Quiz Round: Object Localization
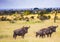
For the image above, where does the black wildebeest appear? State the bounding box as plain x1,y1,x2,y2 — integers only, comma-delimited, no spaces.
13,26,30,39
35,25,58,38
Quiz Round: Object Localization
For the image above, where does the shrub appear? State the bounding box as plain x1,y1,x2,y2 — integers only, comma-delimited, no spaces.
1,16,7,21
30,16,34,19
37,15,50,21
47,15,51,19
24,17,29,21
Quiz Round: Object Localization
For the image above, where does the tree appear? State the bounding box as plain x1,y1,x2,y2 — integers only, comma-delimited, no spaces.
23,10,30,15
54,10,58,23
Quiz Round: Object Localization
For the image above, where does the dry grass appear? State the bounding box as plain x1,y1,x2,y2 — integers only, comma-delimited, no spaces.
0,14,60,42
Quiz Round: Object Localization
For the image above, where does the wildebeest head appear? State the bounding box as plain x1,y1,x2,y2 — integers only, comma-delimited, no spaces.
23,26,30,33
24,26,30,29
52,25,58,32
48,25,58,32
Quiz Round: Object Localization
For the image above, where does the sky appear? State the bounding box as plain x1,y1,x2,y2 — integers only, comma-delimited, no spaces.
0,0,60,9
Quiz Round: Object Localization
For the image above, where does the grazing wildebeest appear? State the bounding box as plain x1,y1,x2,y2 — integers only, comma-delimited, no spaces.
35,25,58,38
13,26,30,39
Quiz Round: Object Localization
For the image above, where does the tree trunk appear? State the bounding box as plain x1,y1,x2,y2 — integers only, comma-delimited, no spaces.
54,11,57,23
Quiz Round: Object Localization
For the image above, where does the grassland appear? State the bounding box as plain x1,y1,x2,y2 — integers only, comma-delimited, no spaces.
0,14,60,42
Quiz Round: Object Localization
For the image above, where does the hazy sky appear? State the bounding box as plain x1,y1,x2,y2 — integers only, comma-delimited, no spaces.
0,0,60,9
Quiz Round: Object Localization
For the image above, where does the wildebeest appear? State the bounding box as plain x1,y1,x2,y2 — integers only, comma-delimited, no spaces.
13,26,30,39
36,28,47,38
46,25,58,37
36,25,58,38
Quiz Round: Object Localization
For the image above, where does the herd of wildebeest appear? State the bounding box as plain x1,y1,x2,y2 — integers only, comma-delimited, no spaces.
13,25,58,39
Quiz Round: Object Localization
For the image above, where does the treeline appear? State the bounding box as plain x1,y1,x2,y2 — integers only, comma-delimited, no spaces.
0,8,60,15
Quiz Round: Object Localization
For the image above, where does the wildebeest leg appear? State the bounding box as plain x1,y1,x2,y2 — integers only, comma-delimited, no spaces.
39,35,41,38
50,33,52,37
46,34,49,37
43,34,45,38
13,34,17,39
21,34,25,39
36,32,39,38
36,34,39,38
41,35,44,38
41,34,45,38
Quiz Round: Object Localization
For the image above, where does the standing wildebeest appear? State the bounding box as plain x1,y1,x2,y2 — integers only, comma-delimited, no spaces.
35,25,58,38
36,28,47,38
46,25,58,37
13,26,30,39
